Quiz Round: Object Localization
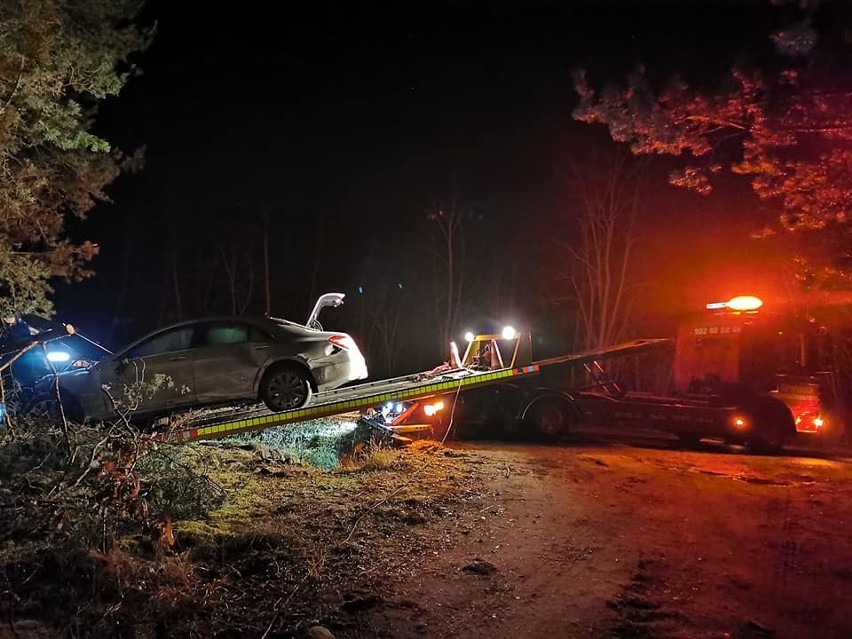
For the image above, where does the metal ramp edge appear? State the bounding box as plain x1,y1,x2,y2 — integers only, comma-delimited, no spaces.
533,338,673,369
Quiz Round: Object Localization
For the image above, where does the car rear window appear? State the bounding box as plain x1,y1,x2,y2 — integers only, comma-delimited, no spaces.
206,325,248,345
203,324,271,346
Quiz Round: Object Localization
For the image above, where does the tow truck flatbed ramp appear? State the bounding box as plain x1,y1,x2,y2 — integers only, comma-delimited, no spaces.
169,365,541,442
167,338,672,443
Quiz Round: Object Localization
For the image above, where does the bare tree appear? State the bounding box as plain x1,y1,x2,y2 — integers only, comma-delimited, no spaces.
365,282,407,375
261,209,271,318
169,245,184,323
552,149,645,350
482,259,520,322
218,240,256,315
188,249,216,317
110,234,134,344
429,199,467,350
352,256,408,377
307,213,325,308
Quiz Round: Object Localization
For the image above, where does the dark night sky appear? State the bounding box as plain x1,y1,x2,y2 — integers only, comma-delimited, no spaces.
53,0,816,365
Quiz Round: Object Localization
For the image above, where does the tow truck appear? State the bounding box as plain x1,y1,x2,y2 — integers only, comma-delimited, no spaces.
410,295,842,452
64,294,837,454
165,329,671,444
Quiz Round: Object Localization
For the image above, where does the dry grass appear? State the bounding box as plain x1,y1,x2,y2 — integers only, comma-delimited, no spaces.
0,423,488,637
358,446,400,471
407,439,447,454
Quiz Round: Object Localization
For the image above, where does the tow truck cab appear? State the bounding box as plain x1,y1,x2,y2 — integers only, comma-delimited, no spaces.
675,296,840,438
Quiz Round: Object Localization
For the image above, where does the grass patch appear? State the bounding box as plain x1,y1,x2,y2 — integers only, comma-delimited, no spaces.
1,415,485,636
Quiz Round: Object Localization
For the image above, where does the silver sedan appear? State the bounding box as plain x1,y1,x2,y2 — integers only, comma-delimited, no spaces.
58,294,368,421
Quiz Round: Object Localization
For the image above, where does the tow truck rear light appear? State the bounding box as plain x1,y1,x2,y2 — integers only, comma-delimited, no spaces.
329,334,357,351
796,413,825,432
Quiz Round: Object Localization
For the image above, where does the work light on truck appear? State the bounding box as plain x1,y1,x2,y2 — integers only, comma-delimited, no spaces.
424,400,445,417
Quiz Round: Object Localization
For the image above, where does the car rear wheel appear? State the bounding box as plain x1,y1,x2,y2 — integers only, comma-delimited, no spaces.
260,364,313,412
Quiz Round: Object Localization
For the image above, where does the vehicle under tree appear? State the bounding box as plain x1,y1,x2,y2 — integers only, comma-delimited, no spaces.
421,296,838,453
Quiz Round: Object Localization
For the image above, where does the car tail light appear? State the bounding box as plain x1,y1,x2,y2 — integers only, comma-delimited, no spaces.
329,334,358,351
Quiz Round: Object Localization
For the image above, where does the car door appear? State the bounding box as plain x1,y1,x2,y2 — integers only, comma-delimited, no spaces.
192,321,272,404
102,325,198,414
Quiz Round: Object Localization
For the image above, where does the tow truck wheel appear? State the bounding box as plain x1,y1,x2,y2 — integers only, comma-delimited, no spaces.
676,433,703,449
748,428,785,455
748,425,787,455
527,398,571,441
260,364,313,412
746,397,794,455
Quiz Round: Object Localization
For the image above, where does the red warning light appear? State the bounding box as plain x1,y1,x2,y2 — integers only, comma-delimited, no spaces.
726,296,763,312
706,296,764,312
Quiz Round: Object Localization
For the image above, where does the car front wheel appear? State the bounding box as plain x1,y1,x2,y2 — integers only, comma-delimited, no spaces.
23,395,62,421
260,365,313,412
24,392,84,423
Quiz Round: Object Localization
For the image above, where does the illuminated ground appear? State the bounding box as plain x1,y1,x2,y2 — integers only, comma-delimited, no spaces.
4,427,851,638
354,435,852,639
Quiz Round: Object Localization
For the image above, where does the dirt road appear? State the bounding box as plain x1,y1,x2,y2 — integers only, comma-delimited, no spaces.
5,428,851,638
350,436,852,639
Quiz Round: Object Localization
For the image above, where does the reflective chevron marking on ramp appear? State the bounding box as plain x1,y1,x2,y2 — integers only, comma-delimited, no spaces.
168,364,541,442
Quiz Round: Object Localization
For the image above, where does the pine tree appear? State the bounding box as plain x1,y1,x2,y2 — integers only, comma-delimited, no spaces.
0,0,150,315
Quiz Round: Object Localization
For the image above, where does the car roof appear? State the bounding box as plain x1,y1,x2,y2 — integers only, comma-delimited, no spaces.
123,314,318,345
